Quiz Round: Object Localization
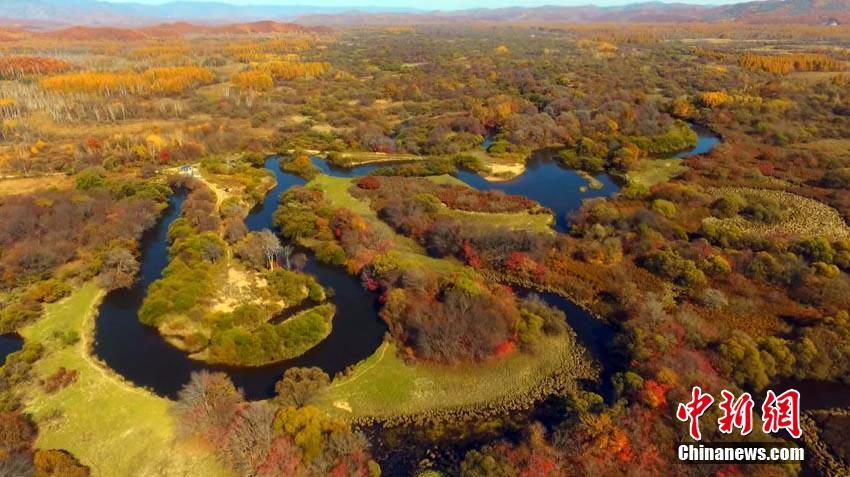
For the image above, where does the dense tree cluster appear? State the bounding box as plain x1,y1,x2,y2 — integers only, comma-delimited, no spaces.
40,66,214,95
739,53,845,74
0,174,167,332
173,371,380,477
139,180,223,334
259,61,330,81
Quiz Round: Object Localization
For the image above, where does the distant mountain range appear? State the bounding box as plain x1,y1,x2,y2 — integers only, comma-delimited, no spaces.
1,0,848,29
0,0,418,28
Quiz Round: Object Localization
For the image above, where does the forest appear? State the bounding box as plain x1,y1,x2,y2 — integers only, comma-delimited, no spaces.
0,14,848,477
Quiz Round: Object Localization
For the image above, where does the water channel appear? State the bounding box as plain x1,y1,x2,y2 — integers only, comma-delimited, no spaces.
92,125,721,402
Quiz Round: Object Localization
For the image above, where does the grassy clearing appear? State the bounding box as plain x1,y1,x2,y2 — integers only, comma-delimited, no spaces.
462,149,527,180
323,150,427,166
313,173,553,242
314,335,595,422
303,175,589,423
427,174,467,186
312,334,595,424
483,162,526,181
0,174,73,196
703,187,850,241
625,158,689,188
20,283,229,477
438,205,554,234
308,175,469,275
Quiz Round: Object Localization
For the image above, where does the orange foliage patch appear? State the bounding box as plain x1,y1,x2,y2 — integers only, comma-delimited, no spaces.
0,56,70,79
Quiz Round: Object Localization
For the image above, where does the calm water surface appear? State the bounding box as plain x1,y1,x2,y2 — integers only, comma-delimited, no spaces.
0,333,23,364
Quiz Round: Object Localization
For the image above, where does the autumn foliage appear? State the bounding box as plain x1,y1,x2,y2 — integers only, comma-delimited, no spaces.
697,91,730,108
739,53,845,74
260,61,331,81
0,56,70,79
231,70,274,91
40,66,214,95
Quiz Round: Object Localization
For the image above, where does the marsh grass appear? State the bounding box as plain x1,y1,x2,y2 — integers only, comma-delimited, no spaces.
703,187,850,241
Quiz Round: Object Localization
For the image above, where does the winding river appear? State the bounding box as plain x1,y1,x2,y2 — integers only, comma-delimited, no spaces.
93,157,386,399
316,124,719,233
312,151,619,234
93,126,720,401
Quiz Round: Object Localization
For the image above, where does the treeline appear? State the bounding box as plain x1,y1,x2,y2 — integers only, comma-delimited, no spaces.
261,61,330,81
231,61,331,92
40,66,214,95
739,53,845,74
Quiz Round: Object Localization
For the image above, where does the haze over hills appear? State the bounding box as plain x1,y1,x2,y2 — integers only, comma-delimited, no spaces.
0,0,418,27
1,0,848,28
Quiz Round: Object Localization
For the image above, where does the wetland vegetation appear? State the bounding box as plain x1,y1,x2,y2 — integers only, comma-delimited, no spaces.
0,12,848,477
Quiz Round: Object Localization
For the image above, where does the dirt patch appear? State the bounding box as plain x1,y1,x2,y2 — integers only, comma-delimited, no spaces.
210,266,267,314
483,163,525,181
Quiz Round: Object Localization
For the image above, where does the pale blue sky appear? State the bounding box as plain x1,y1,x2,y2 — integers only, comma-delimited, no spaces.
107,0,748,10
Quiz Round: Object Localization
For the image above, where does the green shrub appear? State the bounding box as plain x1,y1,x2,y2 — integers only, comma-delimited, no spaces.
453,154,487,173
628,121,698,154
711,192,746,218
558,149,605,173
651,199,677,218
207,304,334,366
641,250,706,288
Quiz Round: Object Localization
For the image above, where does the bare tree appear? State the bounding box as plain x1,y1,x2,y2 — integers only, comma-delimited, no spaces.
257,229,283,270
219,402,276,477
0,452,34,477
274,367,330,407
281,244,294,270
96,246,139,290
172,371,244,446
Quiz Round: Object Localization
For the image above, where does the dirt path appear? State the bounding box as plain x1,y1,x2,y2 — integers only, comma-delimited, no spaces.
327,342,390,390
